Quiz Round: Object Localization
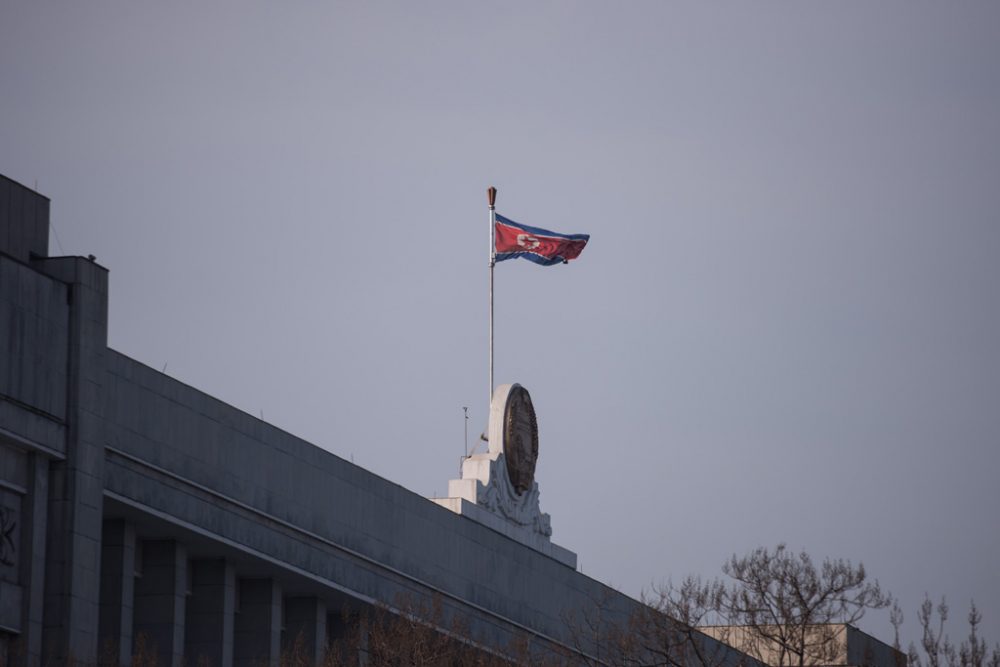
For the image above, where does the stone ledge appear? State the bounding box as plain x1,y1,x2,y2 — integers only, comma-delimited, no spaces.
431,496,577,569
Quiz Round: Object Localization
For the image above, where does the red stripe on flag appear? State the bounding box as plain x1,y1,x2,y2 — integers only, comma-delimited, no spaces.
495,223,587,261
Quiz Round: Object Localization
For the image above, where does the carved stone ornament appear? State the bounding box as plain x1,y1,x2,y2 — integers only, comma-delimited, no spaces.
472,383,551,535
473,451,552,536
0,506,16,567
490,384,538,493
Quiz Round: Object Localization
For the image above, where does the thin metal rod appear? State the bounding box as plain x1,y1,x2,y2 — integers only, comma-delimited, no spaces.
489,194,496,415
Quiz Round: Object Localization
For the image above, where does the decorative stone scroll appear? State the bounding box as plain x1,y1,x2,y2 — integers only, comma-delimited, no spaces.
459,449,552,537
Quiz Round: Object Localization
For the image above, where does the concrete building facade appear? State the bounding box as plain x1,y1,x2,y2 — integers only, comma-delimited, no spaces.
0,174,663,665
0,174,904,667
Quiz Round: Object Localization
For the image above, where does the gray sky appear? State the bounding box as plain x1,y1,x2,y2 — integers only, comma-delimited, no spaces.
3,1,999,651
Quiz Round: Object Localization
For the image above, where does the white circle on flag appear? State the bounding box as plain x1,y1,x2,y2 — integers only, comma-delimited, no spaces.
517,234,540,250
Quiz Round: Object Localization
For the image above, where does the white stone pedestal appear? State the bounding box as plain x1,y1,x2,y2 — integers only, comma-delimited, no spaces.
432,451,577,568
431,384,577,569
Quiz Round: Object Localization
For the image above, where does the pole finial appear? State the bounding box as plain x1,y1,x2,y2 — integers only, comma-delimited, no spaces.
487,186,497,208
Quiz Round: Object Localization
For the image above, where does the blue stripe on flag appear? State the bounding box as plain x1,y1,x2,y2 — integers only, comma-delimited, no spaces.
495,214,590,242
495,251,571,266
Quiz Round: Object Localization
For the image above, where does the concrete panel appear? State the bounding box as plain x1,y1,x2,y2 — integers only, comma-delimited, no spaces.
0,444,26,490
40,254,108,663
133,540,186,667
0,175,49,262
18,453,49,665
0,257,70,419
0,404,66,457
284,597,327,664
98,520,135,666
234,579,281,667
0,176,10,255
186,559,235,667
0,580,23,631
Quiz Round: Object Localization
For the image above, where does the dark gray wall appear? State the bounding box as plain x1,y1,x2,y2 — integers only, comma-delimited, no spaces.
847,626,906,667
0,256,68,427
0,176,49,264
103,348,641,651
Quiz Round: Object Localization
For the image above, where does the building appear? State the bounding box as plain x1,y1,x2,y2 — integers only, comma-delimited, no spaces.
703,624,905,667
0,173,645,665
0,174,902,667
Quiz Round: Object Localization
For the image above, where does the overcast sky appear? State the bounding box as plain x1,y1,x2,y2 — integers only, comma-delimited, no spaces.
2,1,998,651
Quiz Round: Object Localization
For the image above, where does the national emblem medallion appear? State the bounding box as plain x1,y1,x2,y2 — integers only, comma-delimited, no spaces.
502,385,538,494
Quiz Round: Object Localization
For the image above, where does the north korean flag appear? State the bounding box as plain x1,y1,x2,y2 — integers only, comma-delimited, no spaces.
494,214,590,266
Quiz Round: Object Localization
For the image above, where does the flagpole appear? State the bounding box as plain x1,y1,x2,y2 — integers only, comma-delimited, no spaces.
488,186,497,416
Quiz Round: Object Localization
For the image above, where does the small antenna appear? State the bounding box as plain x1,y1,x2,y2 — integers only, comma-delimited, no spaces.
463,407,469,458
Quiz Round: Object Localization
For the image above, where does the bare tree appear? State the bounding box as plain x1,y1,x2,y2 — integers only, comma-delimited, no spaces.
907,596,1000,667
563,545,892,667
630,577,754,667
891,599,906,652
714,544,891,667
562,573,767,667
326,593,570,667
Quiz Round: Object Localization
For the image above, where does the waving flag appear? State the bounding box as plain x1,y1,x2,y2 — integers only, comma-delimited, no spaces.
494,213,590,266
